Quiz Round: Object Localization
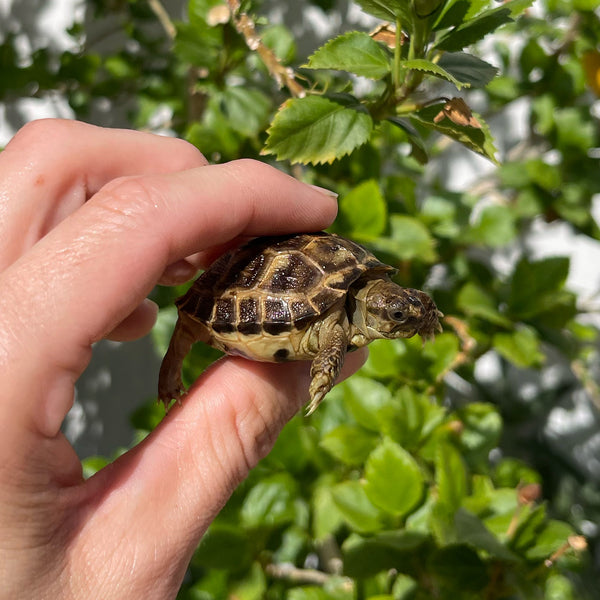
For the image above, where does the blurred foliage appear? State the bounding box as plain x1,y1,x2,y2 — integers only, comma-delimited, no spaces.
5,0,599,597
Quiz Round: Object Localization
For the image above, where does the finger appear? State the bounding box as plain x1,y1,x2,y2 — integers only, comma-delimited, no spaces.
74,349,368,595
105,299,159,341
0,159,338,437
0,119,207,270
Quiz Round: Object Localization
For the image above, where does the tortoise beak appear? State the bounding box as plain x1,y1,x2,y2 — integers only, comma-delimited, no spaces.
418,309,444,341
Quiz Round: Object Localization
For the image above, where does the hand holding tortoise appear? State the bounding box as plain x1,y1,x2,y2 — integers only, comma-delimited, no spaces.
0,119,367,599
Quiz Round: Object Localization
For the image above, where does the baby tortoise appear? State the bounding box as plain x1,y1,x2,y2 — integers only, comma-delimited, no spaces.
158,231,442,414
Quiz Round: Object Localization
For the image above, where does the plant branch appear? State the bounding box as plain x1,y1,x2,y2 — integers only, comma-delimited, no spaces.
226,0,305,97
147,0,176,40
265,563,353,588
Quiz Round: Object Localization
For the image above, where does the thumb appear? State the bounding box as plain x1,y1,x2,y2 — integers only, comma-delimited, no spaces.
72,350,367,596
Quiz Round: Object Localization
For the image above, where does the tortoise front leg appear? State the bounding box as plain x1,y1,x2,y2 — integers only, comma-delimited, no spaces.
307,322,348,415
158,313,201,410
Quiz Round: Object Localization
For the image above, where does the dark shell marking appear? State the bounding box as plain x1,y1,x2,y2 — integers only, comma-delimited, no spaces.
176,232,394,337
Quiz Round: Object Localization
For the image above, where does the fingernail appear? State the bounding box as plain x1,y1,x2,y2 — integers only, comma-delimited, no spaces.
309,184,338,199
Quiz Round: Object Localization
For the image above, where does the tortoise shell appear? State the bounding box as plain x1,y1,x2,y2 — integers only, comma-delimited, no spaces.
177,231,394,339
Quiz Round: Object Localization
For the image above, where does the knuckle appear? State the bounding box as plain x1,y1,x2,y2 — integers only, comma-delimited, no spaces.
91,175,164,231
6,119,81,157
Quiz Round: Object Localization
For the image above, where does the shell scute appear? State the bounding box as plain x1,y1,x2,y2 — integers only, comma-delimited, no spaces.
178,232,391,337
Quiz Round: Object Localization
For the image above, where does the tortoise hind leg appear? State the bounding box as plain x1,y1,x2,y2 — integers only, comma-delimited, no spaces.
307,323,348,415
158,313,204,411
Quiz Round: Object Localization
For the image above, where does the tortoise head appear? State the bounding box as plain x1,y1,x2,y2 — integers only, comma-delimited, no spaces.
352,279,442,341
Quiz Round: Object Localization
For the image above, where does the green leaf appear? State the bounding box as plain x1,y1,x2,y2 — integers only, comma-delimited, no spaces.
423,332,460,380
436,443,467,513
344,376,393,432
130,399,164,432
508,257,570,319
438,52,498,87
387,117,429,164
331,480,386,533
428,544,489,591
493,325,545,368
174,21,222,69
454,508,518,560
509,504,547,554
320,424,379,465
219,87,271,137
457,403,503,469
456,282,512,327
342,531,427,578
337,179,387,240
370,214,437,262
82,455,110,479
152,305,178,357
364,439,424,516
412,104,498,163
240,473,298,528
399,58,469,89
193,524,251,570
377,387,446,449
287,587,337,600
434,0,471,30
312,477,346,540
465,204,517,247
305,31,390,79
354,0,413,23
436,10,512,52
545,574,576,600
263,95,373,164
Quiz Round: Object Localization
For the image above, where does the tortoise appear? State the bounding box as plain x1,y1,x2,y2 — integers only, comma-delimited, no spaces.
158,231,442,414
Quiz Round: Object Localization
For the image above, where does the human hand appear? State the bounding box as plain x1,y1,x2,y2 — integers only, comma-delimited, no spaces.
0,120,367,599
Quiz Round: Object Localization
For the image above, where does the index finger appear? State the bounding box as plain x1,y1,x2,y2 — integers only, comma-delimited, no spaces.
0,159,338,436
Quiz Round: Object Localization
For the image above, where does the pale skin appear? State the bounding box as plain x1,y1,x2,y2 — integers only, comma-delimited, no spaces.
0,119,367,599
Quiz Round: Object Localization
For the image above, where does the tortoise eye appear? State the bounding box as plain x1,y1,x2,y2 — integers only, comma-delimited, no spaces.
389,309,406,322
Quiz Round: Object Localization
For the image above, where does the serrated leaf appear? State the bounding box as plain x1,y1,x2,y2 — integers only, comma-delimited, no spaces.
412,104,498,162
435,7,513,52
354,0,413,23
263,95,373,164
305,31,390,79
399,58,469,89
438,52,498,87
338,179,387,240
364,439,424,516
493,326,545,368
434,0,471,30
